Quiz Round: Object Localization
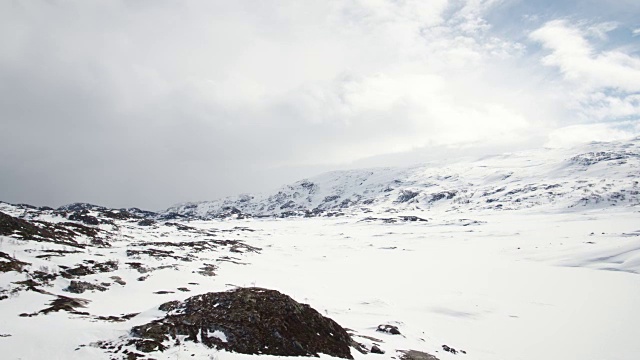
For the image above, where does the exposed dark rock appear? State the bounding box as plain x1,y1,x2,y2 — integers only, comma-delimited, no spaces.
129,287,353,358
398,350,439,360
126,248,193,262
324,195,340,203
197,264,218,276
127,262,150,273
371,345,385,354
126,207,159,218
157,212,188,221
61,260,119,278
398,216,428,222
0,211,55,240
94,312,139,322
428,191,458,203
111,276,126,285
377,324,401,335
30,269,58,285
68,212,100,226
570,151,629,166
137,219,156,226
101,210,141,220
20,295,90,317
349,339,368,354
0,251,29,273
396,190,420,203
64,280,108,294
164,222,198,232
442,345,459,354
58,203,105,212
35,249,82,259
0,211,108,248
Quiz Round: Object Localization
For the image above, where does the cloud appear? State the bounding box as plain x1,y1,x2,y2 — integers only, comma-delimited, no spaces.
529,20,640,123
546,121,640,148
0,1,636,209
530,20,640,92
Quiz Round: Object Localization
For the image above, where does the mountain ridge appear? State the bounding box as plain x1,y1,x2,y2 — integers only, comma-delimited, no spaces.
3,138,639,221
165,138,640,219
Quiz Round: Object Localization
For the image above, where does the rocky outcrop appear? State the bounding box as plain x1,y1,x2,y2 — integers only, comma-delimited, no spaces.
64,280,108,294
0,211,107,248
128,287,354,358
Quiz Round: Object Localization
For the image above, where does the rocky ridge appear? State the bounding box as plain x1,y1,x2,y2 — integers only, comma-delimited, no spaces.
165,138,640,219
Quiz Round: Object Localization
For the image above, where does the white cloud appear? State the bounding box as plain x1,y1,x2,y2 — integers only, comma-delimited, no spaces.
3,0,631,208
530,20,640,93
585,21,618,40
530,20,640,125
546,122,640,148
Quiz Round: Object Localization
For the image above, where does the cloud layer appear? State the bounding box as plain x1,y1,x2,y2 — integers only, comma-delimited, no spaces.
1,0,639,209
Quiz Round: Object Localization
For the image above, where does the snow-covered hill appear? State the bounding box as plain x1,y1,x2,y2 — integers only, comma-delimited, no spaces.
2,137,640,360
166,138,640,218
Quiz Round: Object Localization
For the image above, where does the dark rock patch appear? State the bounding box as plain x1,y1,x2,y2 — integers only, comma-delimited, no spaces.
163,222,198,231
428,191,458,203
111,276,126,285
30,269,58,285
0,211,108,248
35,249,82,259
64,280,108,294
58,203,105,212
377,324,401,335
95,312,139,323
217,256,248,265
137,219,156,226
398,350,439,360
126,248,193,262
398,216,428,222
197,263,218,276
127,262,151,273
0,251,29,273
20,295,90,317
61,260,119,278
101,210,141,221
0,211,57,242
396,190,420,203
68,212,100,226
442,344,464,354
128,287,353,358
371,345,385,354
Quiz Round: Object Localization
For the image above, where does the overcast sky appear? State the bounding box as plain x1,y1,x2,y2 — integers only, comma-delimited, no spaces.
1,0,639,210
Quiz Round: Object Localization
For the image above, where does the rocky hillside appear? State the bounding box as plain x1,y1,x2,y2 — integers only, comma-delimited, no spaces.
166,138,640,219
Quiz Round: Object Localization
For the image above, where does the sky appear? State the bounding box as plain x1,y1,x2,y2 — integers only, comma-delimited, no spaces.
1,0,639,210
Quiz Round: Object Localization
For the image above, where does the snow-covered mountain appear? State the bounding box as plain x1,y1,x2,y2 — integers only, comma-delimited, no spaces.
2,137,640,360
166,138,640,219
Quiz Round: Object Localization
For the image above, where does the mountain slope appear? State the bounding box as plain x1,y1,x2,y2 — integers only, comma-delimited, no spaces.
166,138,640,219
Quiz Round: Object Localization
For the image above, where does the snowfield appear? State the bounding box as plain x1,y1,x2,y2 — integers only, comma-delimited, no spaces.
1,139,640,360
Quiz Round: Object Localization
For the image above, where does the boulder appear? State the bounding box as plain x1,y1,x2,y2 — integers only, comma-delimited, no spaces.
129,287,353,358
377,324,401,335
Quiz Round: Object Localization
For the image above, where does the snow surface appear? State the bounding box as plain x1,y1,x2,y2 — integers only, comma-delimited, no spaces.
1,138,640,360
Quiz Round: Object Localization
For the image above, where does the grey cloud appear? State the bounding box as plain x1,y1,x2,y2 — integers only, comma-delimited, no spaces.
1,0,636,210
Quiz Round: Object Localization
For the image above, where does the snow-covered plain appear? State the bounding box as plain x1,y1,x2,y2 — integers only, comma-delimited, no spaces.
1,139,640,360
